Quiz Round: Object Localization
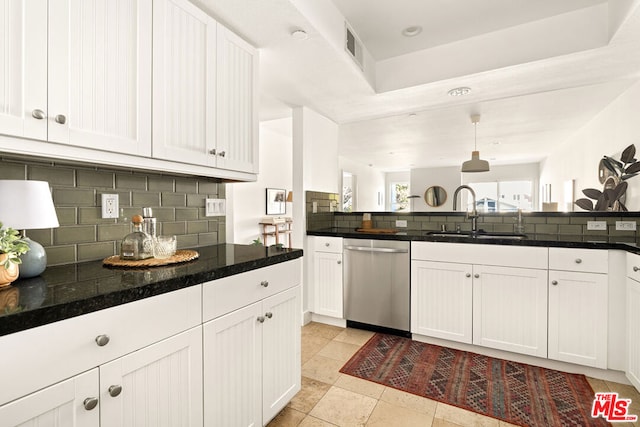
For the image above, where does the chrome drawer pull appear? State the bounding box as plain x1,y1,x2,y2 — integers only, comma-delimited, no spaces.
265,312,273,319
32,109,46,119
54,114,66,124
108,385,122,397
260,280,269,287
634,266,639,272
95,334,110,347
552,280,558,285
83,397,99,411
257,316,265,323
474,274,480,279
575,258,582,264
465,273,471,278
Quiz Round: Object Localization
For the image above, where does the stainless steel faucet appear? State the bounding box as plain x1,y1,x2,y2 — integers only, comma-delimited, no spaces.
452,185,479,233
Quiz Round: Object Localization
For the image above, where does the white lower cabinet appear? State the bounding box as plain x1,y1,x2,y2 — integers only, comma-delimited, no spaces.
311,237,344,319
626,253,640,390
0,369,99,427
203,286,301,427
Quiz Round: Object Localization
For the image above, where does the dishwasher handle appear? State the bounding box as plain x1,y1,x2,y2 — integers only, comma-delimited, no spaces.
344,245,408,254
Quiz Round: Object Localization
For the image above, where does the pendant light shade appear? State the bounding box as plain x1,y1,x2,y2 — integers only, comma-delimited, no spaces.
461,114,490,173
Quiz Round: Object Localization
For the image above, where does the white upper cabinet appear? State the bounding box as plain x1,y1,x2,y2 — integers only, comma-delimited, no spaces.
0,0,48,140
152,0,217,166
48,0,152,156
216,24,259,173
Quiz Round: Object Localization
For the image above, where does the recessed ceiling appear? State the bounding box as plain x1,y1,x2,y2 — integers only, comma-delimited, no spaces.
197,0,640,171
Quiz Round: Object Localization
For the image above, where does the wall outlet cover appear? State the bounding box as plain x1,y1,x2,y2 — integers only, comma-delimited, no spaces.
587,221,607,231
396,220,407,227
101,194,119,219
206,198,226,216
616,220,637,231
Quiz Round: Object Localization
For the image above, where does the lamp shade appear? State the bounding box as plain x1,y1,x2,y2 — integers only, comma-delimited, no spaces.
461,151,490,173
0,180,60,230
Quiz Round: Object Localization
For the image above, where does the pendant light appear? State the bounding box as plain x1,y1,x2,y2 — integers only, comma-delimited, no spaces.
461,114,490,173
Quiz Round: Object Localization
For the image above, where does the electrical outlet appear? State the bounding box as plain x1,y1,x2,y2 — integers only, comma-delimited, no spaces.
101,194,119,219
587,221,607,231
396,220,407,228
616,221,637,231
205,198,225,216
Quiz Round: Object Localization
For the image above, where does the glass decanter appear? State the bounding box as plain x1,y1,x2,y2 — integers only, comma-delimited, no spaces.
120,215,153,260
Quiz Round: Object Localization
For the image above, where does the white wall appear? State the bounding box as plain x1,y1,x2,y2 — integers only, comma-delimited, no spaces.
339,156,385,211
230,118,293,245
540,80,640,211
410,166,461,211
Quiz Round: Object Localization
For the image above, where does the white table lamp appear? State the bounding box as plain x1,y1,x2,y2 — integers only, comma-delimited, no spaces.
0,180,60,278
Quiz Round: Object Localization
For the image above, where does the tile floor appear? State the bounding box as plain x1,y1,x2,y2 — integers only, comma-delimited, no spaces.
267,322,640,427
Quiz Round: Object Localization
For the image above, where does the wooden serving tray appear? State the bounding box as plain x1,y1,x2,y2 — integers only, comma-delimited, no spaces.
103,250,199,268
355,228,399,234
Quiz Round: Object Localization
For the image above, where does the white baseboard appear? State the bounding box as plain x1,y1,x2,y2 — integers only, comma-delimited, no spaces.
310,313,347,328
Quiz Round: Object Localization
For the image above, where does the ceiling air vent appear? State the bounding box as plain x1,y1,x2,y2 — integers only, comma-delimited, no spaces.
345,24,364,70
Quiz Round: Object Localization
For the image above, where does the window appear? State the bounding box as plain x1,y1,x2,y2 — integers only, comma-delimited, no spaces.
342,172,355,213
390,182,409,211
467,180,533,212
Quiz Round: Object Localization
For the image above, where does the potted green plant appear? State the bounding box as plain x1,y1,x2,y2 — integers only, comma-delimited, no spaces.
0,221,30,286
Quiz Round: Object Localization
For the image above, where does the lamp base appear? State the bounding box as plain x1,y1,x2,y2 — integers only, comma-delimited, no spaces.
19,238,47,278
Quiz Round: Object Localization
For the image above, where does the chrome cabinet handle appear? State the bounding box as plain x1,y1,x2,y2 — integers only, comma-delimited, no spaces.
218,150,226,157
32,109,46,119
260,280,269,287
465,273,471,278
95,334,110,347
325,243,330,247
265,312,273,319
634,266,640,272
337,260,342,264
83,397,99,411
552,280,558,285
108,385,122,397
257,316,265,323
54,114,66,124
474,274,480,279
208,149,216,155
575,258,582,264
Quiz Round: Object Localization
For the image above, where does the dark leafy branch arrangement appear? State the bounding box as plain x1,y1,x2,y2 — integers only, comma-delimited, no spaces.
575,144,640,211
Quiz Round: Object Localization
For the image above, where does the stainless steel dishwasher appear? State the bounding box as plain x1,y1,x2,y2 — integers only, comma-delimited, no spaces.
343,239,410,336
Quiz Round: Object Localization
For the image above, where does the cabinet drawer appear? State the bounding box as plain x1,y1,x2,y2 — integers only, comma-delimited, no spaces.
549,248,608,273
627,252,640,282
0,285,202,406
203,258,302,321
312,236,343,253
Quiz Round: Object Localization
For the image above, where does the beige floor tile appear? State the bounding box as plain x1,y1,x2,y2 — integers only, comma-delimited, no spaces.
302,354,345,385
317,340,361,363
431,418,465,427
333,327,375,346
366,400,435,427
289,376,332,414
498,422,521,427
379,387,437,415
302,322,345,340
587,377,610,392
298,415,339,426
434,403,500,427
334,374,385,399
267,407,306,427
309,386,377,426
302,335,332,364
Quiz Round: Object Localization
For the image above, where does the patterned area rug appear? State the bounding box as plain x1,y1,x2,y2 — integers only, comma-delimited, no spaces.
340,334,609,427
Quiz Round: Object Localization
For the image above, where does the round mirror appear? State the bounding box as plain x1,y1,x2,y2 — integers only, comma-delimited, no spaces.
424,186,448,207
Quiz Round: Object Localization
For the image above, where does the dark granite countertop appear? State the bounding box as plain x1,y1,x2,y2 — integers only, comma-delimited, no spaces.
0,244,303,337
307,228,640,254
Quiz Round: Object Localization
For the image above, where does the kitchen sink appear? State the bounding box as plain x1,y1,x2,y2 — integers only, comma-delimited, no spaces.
426,230,528,240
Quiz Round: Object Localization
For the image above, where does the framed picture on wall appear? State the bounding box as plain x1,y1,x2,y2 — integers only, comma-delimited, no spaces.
266,188,286,215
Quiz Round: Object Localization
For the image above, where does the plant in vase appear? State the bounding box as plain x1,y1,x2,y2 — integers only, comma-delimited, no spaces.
0,221,30,286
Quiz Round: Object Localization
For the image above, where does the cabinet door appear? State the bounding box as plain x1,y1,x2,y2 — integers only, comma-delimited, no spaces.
627,277,640,391
262,286,301,424
0,369,99,427
153,0,216,166
48,0,152,155
100,327,203,427
473,265,547,358
216,23,258,173
411,260,472,343
203,302,263,427
0,0,47,140
547,271,608,368
313,251,344,318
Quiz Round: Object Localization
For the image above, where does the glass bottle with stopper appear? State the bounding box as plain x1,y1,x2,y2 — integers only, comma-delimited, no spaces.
120,214,153,260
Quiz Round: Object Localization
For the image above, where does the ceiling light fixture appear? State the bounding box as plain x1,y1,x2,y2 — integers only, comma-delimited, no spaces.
461,114,490,173
448,87,471,97
402,26,422,37
291,29,308,40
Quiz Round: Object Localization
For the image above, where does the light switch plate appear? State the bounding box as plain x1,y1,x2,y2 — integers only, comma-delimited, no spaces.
205,198,226,216
587,221,607,231
396,220,407,227
101,194,119,219
616,220,636,231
